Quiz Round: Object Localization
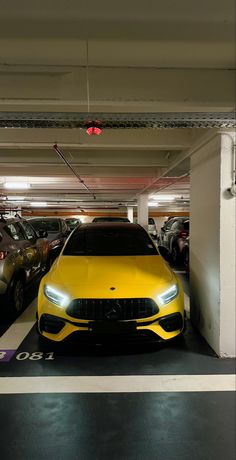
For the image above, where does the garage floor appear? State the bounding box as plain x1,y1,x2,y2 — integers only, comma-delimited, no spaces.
0,273,235,460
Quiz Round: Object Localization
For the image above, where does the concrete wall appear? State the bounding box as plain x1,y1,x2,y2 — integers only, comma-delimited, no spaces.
190,132,236,357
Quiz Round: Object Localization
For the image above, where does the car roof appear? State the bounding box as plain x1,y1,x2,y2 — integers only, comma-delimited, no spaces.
0,216,26,225
79,222,142,231
27,216,63,221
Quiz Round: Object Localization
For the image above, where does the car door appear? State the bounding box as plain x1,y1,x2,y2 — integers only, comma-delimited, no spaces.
3,222,28,281
61,219,70,243
169,220,183,251
19,220,42,278
161,219,175,248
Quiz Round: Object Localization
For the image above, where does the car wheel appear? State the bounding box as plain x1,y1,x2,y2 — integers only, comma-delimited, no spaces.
171,245,179,264
10,276,25,313
183,248,189,272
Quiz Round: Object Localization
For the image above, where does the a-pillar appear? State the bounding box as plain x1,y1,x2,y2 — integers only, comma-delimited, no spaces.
190,130,236,357
127,207,134,223
137,194,149,231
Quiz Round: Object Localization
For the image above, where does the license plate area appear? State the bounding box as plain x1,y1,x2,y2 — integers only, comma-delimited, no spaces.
89,321,136,334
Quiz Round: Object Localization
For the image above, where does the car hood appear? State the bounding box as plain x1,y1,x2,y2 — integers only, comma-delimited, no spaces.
46,255,175,298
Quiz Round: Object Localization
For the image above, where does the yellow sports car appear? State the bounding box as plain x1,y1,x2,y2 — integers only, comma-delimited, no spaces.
38,223,184,342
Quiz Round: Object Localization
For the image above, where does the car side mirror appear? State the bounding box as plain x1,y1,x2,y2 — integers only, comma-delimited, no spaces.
37,229,48,238
158,245,171,262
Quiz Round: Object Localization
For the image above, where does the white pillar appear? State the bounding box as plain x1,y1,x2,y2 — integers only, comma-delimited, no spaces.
127,207,134,223
190,131,236,357
137,194,149,231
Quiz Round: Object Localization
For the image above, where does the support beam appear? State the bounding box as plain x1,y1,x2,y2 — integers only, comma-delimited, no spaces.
137,194,149,231
127,207,134,223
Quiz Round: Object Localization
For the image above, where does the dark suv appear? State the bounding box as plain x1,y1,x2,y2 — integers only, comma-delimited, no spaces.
28,217,70,265
159,217,189,264
0,216,49,312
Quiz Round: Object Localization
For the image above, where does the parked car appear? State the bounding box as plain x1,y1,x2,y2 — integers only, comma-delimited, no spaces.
148,217,157,240
92,216,130,223
0,216,49,312
28,217,70,266
65,218,82,232
159,217,189,264
38,223,184,342
182,236,189,272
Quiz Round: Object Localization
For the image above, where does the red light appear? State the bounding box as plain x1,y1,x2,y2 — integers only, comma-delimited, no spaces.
179,230,188,239
86,126,102,136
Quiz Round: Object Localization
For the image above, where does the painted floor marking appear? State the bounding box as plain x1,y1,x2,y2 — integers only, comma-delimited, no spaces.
0,374,235,394
184,292,190,313
0,298,36,360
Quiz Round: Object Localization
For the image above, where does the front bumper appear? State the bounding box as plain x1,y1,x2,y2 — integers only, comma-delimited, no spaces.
38,310,184,342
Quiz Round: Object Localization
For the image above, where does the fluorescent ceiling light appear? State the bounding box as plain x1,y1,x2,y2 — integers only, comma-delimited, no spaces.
150,195,175,202
148,202,159,207
4,182,30,190
7,196,25,201
30,202,47,207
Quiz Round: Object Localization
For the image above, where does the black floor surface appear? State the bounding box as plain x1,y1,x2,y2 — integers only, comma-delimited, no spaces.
0,392,235,460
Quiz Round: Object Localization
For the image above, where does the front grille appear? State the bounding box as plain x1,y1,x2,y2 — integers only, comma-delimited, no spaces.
66,298,159,320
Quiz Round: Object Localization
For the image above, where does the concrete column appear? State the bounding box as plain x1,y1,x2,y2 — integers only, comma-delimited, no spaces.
127,207,134,223
190,131,236,357
137,194,149,231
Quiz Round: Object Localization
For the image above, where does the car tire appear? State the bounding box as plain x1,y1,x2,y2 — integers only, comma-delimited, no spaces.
171,245,179,264
8,275,25,314
183,248,189,272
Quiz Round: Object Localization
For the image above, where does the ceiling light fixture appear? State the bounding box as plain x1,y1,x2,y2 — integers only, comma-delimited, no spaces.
150,194,175,202
30,202,47,207
7,196,25,201
148,202,159,207
4,182,30,190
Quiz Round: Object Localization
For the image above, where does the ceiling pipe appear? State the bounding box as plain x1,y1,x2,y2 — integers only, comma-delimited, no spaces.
53,143,96,200
148,172,190,195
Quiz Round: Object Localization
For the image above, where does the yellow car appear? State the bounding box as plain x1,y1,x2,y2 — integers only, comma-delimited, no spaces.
38,223,185,342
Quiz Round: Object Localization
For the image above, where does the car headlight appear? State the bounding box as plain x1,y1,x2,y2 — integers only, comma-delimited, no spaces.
44,284,70,308
158,284,179,305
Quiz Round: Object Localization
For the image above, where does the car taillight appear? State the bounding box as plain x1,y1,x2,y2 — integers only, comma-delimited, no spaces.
179,231,188,239
0,251,8,260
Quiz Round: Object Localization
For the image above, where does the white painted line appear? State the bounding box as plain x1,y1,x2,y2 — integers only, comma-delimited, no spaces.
0,298,36,350
0,374,235,394
184,292,190,313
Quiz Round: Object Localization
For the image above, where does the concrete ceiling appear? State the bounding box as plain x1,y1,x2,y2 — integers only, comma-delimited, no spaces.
0,0,235,213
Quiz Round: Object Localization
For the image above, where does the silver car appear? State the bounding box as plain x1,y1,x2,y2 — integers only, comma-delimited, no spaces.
148,218,157,240
0,216,49,312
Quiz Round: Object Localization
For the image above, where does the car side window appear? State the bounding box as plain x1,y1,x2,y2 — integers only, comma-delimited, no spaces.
4,223,25,241
164,220,174,231
171,221,182,231
20,221,37,240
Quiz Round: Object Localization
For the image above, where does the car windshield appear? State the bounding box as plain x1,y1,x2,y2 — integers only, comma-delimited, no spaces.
63,226,158,256
30,219,60,232
66,219,80,228
93,217,130,222
148,218,155,225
